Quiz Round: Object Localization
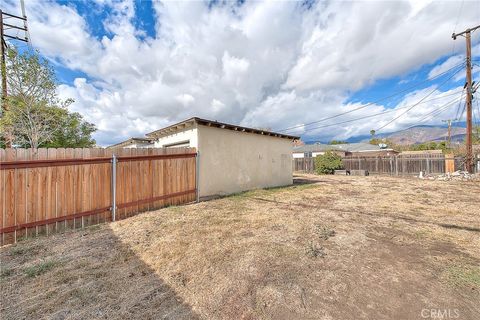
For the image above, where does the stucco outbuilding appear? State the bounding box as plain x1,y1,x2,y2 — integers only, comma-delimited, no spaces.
110,117,298,198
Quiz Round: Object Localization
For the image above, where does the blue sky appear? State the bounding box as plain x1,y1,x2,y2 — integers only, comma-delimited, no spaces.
3,0,480,146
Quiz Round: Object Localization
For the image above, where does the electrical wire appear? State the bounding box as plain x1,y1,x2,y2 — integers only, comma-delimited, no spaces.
454,83,480,126
453,0,465,35
453,98,465,124
392,94,465,134
292,93,464,135
452,0,465,55
374,64,464,133
474,93,480,127
277,61,466,133
285,91,464,134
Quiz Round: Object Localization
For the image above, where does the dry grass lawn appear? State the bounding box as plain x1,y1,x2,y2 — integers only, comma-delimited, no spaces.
1,175,479,320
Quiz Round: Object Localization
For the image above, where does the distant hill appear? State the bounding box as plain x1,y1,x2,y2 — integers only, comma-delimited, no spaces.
303,125,467,146
354,125,465,145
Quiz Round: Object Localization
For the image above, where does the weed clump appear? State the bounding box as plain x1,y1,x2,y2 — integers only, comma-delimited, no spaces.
305,242,326,258
315,224,336,240
24,260,58,278
0,268,13,279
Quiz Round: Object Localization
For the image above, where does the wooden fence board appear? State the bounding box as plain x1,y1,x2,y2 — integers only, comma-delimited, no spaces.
293,154,468,176
64,148,75,230
0,147,197,245
4,149,15,243
55,148,66,232
13,150,24,241
0,149,5,245
74,148,83,229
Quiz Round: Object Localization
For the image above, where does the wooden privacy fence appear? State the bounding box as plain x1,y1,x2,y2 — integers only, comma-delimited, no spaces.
292,157,315,173
293,154,473,175
342,154,447,175
0,147,197,245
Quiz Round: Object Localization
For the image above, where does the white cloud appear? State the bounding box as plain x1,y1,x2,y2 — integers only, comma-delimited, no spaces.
428,55,464,79
175,94,195,107
222,52,250,85
5,0,480,145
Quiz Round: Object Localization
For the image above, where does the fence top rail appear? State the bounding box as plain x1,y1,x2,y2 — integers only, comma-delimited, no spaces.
0,152,197,170
342,155,446,160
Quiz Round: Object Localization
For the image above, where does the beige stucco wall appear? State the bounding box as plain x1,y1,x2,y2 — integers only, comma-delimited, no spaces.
153,126,199,149
125,142,152,148
197,125,293,197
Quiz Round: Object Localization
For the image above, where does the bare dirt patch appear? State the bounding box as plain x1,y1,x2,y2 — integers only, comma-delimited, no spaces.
1,175,479,319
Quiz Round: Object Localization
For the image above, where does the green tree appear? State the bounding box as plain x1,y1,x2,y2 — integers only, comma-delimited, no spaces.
315,151,343,175
408,141,451,153
328,140,348,145
44,110,96,148
0,48,96,148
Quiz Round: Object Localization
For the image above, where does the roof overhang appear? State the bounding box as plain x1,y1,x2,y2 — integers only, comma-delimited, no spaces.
146,117,299,140
107,137,154,149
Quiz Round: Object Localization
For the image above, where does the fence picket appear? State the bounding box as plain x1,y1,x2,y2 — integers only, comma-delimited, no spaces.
293,153,472,175
0,147,197,245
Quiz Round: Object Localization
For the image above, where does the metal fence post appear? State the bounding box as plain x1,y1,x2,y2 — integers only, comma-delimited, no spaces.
195,151,200,203
111,154,117,221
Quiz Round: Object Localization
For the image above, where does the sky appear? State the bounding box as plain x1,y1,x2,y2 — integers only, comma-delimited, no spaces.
2,0,480,146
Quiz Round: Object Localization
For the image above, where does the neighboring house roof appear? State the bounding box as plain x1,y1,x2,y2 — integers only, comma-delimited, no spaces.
293,143,340,153
400,150,443,155
293,142,396,153
334,143,395,152
108,137,154,149
145,117,299,140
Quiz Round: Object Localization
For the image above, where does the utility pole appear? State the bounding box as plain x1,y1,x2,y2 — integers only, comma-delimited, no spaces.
0,10,7,115
442,119,457,149
0,8,29,147
452,24,480,173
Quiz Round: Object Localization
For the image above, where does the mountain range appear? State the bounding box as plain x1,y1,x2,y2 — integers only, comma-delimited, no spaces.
374,125,466,145
304,125,468,145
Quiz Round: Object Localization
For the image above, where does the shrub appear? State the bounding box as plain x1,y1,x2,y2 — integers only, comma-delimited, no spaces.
315,151,343,175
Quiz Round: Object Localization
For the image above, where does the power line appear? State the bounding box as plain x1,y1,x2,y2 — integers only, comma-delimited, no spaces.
453,0,465,34
451,0,465,55
285,89,464,134
277,61,466,133
393,95,465,134
458,100,467,122
453,98,465,123
291,92,464,135
454,82,480,124
474,93,480,127
374,65,464,133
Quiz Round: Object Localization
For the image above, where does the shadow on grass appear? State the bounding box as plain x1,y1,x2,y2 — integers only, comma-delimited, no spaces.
0,225,199,320
247,196,480,234
293,175,320,185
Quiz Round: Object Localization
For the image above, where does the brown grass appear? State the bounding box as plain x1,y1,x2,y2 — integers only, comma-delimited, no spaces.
1,174,479,319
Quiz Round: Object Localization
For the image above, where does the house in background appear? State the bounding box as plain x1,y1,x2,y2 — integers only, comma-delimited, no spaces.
110,117,299,198
399,150,443,155
292,143,348,158
293,142,398,158
108,137,155,149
